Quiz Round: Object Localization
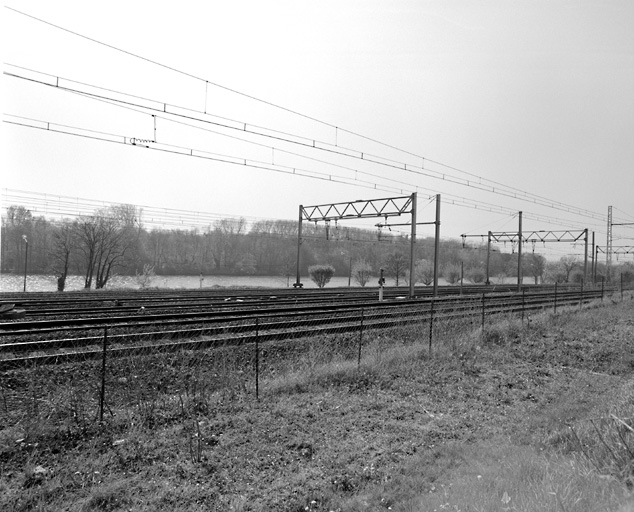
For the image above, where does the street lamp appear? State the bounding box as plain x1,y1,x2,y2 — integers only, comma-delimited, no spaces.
22,235,28,292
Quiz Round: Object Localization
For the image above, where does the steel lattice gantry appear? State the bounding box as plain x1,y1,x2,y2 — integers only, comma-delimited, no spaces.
300,195,415,222
461,226,590,286
294,194,441,298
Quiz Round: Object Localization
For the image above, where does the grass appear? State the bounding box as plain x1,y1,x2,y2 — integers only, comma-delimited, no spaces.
1,293,633,510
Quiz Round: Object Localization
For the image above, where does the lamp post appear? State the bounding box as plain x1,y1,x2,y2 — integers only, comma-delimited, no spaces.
22,235,28,292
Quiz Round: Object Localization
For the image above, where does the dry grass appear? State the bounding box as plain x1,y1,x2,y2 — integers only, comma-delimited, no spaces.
1,292,633,511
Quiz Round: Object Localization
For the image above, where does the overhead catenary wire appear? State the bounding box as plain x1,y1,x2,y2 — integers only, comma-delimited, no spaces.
5,7,628,251
3,9,609,225
2,74,609,237
66,84,599,230
0,7,617,228
3,113,606,234
2,187,607,262
2,113,412,196
4,65,608,224
2,188,416,241
2,6,612,226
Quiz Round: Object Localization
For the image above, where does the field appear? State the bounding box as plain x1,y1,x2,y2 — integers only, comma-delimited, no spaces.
1,293,634,511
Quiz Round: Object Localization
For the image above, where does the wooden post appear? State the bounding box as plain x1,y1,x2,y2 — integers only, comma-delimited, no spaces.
481,294,486,332
358,309,364,366
99,327,108,422
255,318,260,401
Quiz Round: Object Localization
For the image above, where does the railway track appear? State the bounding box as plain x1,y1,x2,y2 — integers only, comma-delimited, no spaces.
0,285,613,369
0,283,581,319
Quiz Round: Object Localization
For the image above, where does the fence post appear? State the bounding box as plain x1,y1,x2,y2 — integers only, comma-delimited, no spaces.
255,317,260,401
429,300,435,355
621,273,624,301
358,309,364,366
99,327,108,423
554,283,558,314
460,262,464,295
481,293,486,332
579,279,584,309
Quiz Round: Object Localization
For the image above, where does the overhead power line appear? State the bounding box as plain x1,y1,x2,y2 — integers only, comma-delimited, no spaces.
4,113,605,234
1,188,409,242
3,9,609,225
5,65,608,225
1,188,290,231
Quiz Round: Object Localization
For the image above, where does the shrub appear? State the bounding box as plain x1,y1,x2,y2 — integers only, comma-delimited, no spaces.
135,264,156,289
443,263,461,285
308,264,335,288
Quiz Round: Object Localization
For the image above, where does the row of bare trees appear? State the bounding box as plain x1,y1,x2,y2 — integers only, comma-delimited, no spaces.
3,204,141,290
2,204,630,289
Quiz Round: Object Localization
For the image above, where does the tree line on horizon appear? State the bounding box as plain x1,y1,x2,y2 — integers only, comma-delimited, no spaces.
2,204,630,290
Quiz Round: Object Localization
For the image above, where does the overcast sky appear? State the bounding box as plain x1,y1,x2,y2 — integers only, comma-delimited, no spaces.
2,0,633,260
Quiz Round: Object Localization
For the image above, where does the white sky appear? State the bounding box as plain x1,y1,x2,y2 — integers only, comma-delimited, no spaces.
2,0,634,260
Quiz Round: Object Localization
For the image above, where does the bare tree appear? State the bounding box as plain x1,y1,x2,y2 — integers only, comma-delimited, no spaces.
352,259,373,287
135,263,156,289
524,253,546,284
50,220,76,291
543,261,567,284
559,255,578,283
415,259,435,285
384,252,408,286
208,217,248,271
75,205,141,289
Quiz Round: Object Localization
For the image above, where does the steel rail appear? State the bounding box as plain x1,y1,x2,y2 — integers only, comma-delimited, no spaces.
0,284,573,312
0,288,611,370
0,288,598,335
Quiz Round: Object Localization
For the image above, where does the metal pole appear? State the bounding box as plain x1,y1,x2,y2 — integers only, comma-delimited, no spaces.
379,268,384,302
432,194,441,297
486,231,492,285
429,299,434,355
294,205,303,288
590,231,597,288
517,211,522,292
409,192,418,299
22,236,28,292
583,229,589,284
607,205,613,283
